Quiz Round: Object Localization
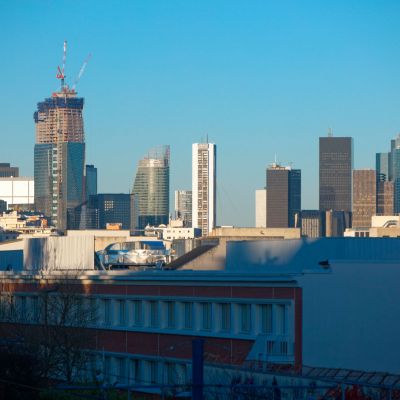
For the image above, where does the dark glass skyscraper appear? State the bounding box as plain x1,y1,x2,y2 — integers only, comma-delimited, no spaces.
376,152,390,181
88,193,132,230
132,146,170,230
319,136,353,212
0,163,19,178
266,164,301,228
85,164,98,200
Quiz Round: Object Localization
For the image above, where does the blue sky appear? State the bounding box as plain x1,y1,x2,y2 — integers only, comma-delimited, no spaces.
1,1,400,226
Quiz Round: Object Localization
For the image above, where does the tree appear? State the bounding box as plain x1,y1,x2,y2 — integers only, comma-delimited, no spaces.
0,278,98,387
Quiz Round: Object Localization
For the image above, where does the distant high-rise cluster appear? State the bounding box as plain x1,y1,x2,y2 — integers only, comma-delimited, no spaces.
255,131,400,237
28,44,400,237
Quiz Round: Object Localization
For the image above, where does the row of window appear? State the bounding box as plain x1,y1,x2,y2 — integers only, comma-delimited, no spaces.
0,294,289,337
98,298,288,336
91,354,189,386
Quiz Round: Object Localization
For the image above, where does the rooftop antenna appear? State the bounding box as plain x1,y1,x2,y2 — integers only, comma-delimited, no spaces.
328,127,333,137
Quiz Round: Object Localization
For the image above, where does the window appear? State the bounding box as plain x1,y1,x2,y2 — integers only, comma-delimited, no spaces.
118,300,126,326
260,304,272,334
183,302,193,329
19,296,27,321
276,304,286,334
201,303,212,330
165,362,175,384
103,299,111,326
104,356,112,383
116,357,126,383
132,300,142,326
89,298,98,324
220,303,231,331
130,359,140,383
149,361,158,384
239,304,251,333
166,302,175,328
31,296,39,322
149,301,158,328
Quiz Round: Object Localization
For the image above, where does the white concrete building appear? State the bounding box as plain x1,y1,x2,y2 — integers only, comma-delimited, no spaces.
192,142,216,236
0,177,34,209
255,189,267,227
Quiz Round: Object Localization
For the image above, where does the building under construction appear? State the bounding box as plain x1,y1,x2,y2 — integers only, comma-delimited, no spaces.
34,42,88,230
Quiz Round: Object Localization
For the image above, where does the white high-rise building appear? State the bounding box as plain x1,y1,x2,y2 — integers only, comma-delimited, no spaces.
192,143,216,235
255,189,267,227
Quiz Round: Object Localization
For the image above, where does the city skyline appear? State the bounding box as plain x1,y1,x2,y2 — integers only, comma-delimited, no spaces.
2,1,400,226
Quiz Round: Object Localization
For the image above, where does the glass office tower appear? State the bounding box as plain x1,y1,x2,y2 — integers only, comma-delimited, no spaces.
376,152,390,181
132,146,170,230
85,164,98,200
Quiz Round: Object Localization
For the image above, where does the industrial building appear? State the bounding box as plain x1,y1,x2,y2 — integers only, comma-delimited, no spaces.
0,237,400,398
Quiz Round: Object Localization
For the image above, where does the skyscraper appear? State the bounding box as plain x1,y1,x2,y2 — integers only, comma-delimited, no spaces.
175,190,192,227
88,193,132,230
85,164,98,200
319,136,353,212
376,180,394,215
390,134,400,213
192,142,216,235
34,91,85,230
376,152,390,181
266,164,301,228
132,146,170,230
34,43,86,230
352,169,376,228
0,163,19,178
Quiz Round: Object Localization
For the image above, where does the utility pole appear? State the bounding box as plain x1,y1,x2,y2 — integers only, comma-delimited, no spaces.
192,339,204,400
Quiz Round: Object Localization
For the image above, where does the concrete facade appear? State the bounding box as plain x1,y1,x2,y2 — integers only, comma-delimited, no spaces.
255,189,267,227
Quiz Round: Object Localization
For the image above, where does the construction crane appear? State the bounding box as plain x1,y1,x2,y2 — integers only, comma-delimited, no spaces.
56,40,67,90
55,41,91,93
72,53,92,91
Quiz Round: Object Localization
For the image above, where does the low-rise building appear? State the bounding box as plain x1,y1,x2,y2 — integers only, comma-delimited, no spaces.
0,237,400,397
